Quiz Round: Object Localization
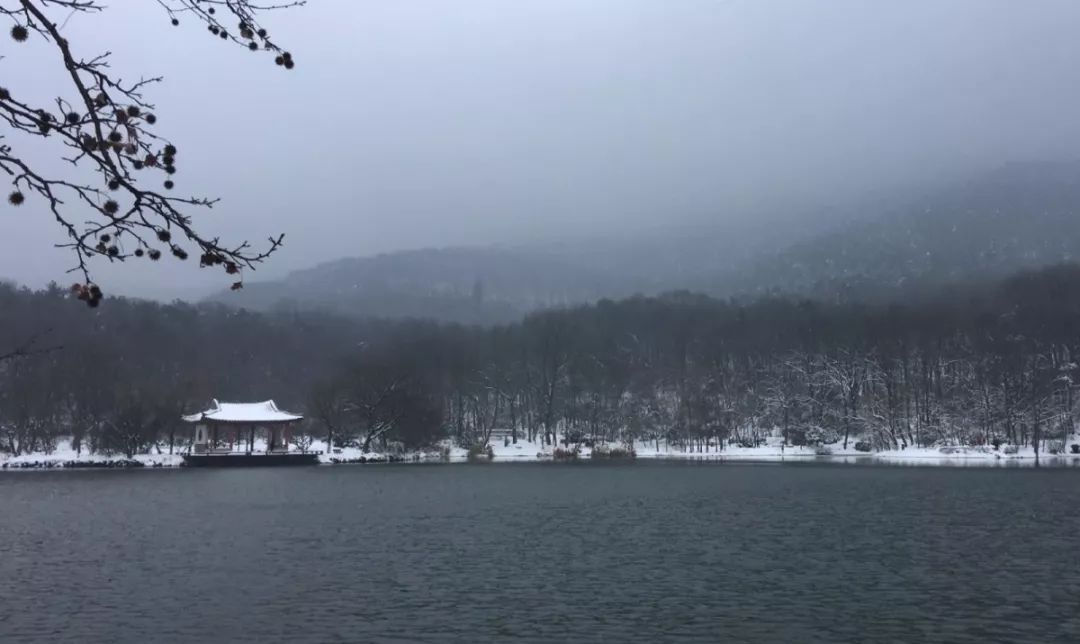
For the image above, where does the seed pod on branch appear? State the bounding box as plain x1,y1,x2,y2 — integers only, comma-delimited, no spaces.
0,0,301,303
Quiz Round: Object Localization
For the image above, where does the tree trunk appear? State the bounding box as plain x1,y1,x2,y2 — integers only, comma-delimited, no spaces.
783,406,789,446
1032,398,1041,463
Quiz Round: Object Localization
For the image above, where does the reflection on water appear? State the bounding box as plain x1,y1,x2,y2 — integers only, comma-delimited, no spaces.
837,454,1080,468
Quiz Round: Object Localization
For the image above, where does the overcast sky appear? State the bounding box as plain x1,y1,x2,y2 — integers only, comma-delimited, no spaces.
5,0,1080,298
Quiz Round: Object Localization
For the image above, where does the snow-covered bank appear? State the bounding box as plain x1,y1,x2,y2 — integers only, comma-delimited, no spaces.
0,440,188,469
1,442,184,469
3,438,1079,470
0,439,438,470
447,436,1080,466
636,441,1080,466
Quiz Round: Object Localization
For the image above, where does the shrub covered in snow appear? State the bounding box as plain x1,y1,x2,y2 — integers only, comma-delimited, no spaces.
590,444,635,459
328,454,412,464
854,441,872,452
3,459,145,469
784,427,808,446
805,426,840,446
466,444,494,461
553,446,580,461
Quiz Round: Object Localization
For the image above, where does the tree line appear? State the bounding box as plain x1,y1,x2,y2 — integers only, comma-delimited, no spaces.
3,263,1080,457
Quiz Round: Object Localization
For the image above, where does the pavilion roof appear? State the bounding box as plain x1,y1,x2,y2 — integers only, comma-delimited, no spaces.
182,400,303,424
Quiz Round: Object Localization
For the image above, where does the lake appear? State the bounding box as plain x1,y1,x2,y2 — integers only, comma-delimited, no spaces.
1,462,1078,643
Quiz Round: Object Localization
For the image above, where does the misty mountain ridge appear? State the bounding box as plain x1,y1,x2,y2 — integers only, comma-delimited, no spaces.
206,217,820,323
207,161,1080,322
736,160,1080,301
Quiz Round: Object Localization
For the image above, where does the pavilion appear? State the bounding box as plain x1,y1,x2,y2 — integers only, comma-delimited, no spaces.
181,400,316,466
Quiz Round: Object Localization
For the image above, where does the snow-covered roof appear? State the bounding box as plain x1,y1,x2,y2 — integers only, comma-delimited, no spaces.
182,399,303,424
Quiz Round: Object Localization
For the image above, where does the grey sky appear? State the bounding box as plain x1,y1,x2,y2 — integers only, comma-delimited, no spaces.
5,0,1080,298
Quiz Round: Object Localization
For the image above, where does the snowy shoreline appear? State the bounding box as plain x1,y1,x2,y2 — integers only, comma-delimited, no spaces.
3,437,1079,470
458,438,1080,468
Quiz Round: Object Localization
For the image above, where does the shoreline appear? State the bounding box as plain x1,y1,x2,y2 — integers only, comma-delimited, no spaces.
3,438,1079,470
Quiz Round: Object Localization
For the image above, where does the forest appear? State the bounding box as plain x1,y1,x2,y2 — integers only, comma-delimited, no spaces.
2,262,1080,458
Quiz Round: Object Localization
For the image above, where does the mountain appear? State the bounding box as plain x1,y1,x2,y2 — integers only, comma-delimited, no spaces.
207,161,1080,321
208,246,621,324
206,217,817,324
733,161,1080,301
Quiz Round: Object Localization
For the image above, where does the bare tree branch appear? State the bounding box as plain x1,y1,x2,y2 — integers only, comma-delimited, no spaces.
0,0,302,304
0,327,61,363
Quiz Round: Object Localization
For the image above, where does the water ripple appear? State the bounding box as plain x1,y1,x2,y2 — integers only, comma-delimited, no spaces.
0,463,1078,643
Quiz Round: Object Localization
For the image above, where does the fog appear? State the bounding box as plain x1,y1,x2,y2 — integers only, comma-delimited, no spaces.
5,0,1080,299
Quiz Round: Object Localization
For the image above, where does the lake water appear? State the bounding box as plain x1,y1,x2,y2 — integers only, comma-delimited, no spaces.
1,462,1078,643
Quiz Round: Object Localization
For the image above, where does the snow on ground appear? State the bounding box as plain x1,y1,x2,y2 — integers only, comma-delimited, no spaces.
872,445,1080,466
633,437,1080,465
3,436,1079,470
632,438,863,461
312,439,447,464
470,433,1080,466
1,440,184,469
